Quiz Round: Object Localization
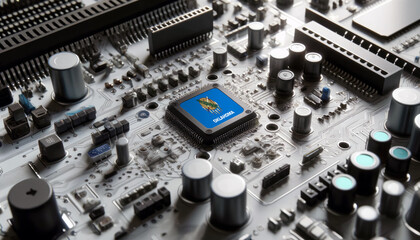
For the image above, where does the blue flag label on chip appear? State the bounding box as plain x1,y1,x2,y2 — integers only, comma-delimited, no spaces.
180,88,244,129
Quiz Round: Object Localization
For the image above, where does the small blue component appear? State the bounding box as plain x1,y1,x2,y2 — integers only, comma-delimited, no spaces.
66,105,94,117
256,54,268,67
88,144,112,162
18,94,35,114
415,56,419,63
137,110,150,119
321,87,331,102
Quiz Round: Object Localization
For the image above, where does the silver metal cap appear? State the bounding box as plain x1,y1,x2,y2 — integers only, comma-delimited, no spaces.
49,52,87,103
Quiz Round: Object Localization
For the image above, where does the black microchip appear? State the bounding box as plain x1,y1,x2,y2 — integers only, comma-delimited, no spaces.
166,84,258,146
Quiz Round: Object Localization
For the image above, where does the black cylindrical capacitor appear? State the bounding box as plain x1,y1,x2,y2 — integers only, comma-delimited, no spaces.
303,52,322,81
408,114,420,160
379,180,404,218
8,178,63,240
385,146,411,180
0,84,13,108
213,47,228,69
406,184,420,234
366,129,392,163
288,43,306,71
348,151,380,196
181,159,213,202
327,174,357,214
354,206,379,239
386,87,420,136
276,70,294,96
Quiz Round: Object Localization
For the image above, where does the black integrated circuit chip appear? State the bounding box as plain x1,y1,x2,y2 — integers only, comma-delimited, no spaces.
166,84,258,146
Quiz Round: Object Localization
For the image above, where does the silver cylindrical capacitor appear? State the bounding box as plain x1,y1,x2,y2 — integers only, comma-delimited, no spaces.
116,137,131,166
379,180,404,218
386,87,420,136
408,114,420,160
213,47,228,69
248,22,265,50
269,48,289,78
48,52,87,103
303,52,323,81
354,206,379,239
181,158,213,202
288,43,306,71
292,106,312,134
276,70,294,96
210,174,248,230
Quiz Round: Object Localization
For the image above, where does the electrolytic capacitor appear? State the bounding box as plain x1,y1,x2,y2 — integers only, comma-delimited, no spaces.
116,137,131,166
408,114,420,160
302,52,322,82
406,183,420,234
347,151,380,196
181,158,213,202
213,47,228,69
385,146,411,180
210,174,248,230
248,22,265,50
48,52,87,103
288,43,306,71
379,180,404,218
292,106,312,135
385,87,420,136
327,174,357,214
275,70,294,96
366,130,392,163
354,206,378,239
269,48,289,78
8,178,64,240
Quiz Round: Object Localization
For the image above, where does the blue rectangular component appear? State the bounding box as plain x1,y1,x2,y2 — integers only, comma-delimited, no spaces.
88,144,112,162
180,88,244,129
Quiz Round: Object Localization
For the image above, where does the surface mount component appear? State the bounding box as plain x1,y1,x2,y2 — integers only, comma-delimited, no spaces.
148,6,213,58
353,0,420,38
166,84,258,146
294,21,402,94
